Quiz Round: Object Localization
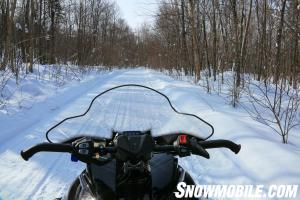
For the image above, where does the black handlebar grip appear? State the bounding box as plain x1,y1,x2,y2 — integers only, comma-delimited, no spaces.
20,150,31,161
20,143,73,161
199,140,241,154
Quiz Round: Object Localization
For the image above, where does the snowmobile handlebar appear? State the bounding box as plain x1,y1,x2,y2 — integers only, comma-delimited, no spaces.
20,137,241,162
20,143,73,161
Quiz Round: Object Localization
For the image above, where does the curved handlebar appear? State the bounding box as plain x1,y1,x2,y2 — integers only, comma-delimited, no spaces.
20,138,241,161
153,139,241,158
20,143,73,161
198,140,241,154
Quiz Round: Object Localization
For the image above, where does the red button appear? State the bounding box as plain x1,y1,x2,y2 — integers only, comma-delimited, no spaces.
179,135,187,144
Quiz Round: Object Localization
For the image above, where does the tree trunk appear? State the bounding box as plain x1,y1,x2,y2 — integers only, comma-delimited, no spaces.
49,0,56,64
231,0,241,88
230,0,241,107
291,0,299,88
274,0,287,84
240,0,252,83
0,0,10,71
203,12,211,77
181,0,190,74
189,0,201,81
212,0,217,81
28,0,34,73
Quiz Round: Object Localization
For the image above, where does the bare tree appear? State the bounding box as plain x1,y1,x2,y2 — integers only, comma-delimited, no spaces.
189,0,201,81
245,80,300,143
28,0,34,73
1,0,17,71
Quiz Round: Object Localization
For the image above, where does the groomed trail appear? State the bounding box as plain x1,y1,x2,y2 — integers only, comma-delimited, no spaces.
0,68,299,199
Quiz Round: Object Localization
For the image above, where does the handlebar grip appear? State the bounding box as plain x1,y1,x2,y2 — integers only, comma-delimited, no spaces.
20,143,73,161
199,140,241,154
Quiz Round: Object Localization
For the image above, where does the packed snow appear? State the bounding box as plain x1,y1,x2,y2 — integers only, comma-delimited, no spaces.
0,67,299,199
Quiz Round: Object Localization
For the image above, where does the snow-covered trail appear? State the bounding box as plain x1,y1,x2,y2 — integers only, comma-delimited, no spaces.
0,68,299,199
0,69,189,199
0,70,125,199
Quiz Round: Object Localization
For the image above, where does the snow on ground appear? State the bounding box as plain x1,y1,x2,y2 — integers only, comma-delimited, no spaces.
0,67,299,199
0,65,104,115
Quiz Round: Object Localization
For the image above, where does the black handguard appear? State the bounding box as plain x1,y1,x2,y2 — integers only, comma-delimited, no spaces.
189,137,210,159
20,143,73,161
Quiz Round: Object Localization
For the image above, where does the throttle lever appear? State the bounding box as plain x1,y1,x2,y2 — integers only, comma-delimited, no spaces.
189,137,210,159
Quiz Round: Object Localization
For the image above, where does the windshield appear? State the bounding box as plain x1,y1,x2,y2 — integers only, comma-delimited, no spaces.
46,85,214,143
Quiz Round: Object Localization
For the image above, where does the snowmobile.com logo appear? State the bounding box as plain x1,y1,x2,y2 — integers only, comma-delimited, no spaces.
174,182,298,199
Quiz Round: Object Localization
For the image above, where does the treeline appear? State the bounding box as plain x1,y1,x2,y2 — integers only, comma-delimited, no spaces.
138,0,299,88
0,0,137,75
0,0,299,88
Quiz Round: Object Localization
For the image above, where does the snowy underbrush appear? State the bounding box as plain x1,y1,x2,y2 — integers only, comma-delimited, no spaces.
203,72,299,144
165,68,300,144
0,64,108,115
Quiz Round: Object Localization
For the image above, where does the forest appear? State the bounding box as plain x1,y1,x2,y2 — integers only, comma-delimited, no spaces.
0,0,299,143
0,0,298,82
0,0,300,82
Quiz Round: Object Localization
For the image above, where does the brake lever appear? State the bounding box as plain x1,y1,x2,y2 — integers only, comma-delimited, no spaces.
189,137,210,159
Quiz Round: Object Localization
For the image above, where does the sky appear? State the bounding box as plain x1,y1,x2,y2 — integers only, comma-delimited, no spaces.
113,0,158,30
